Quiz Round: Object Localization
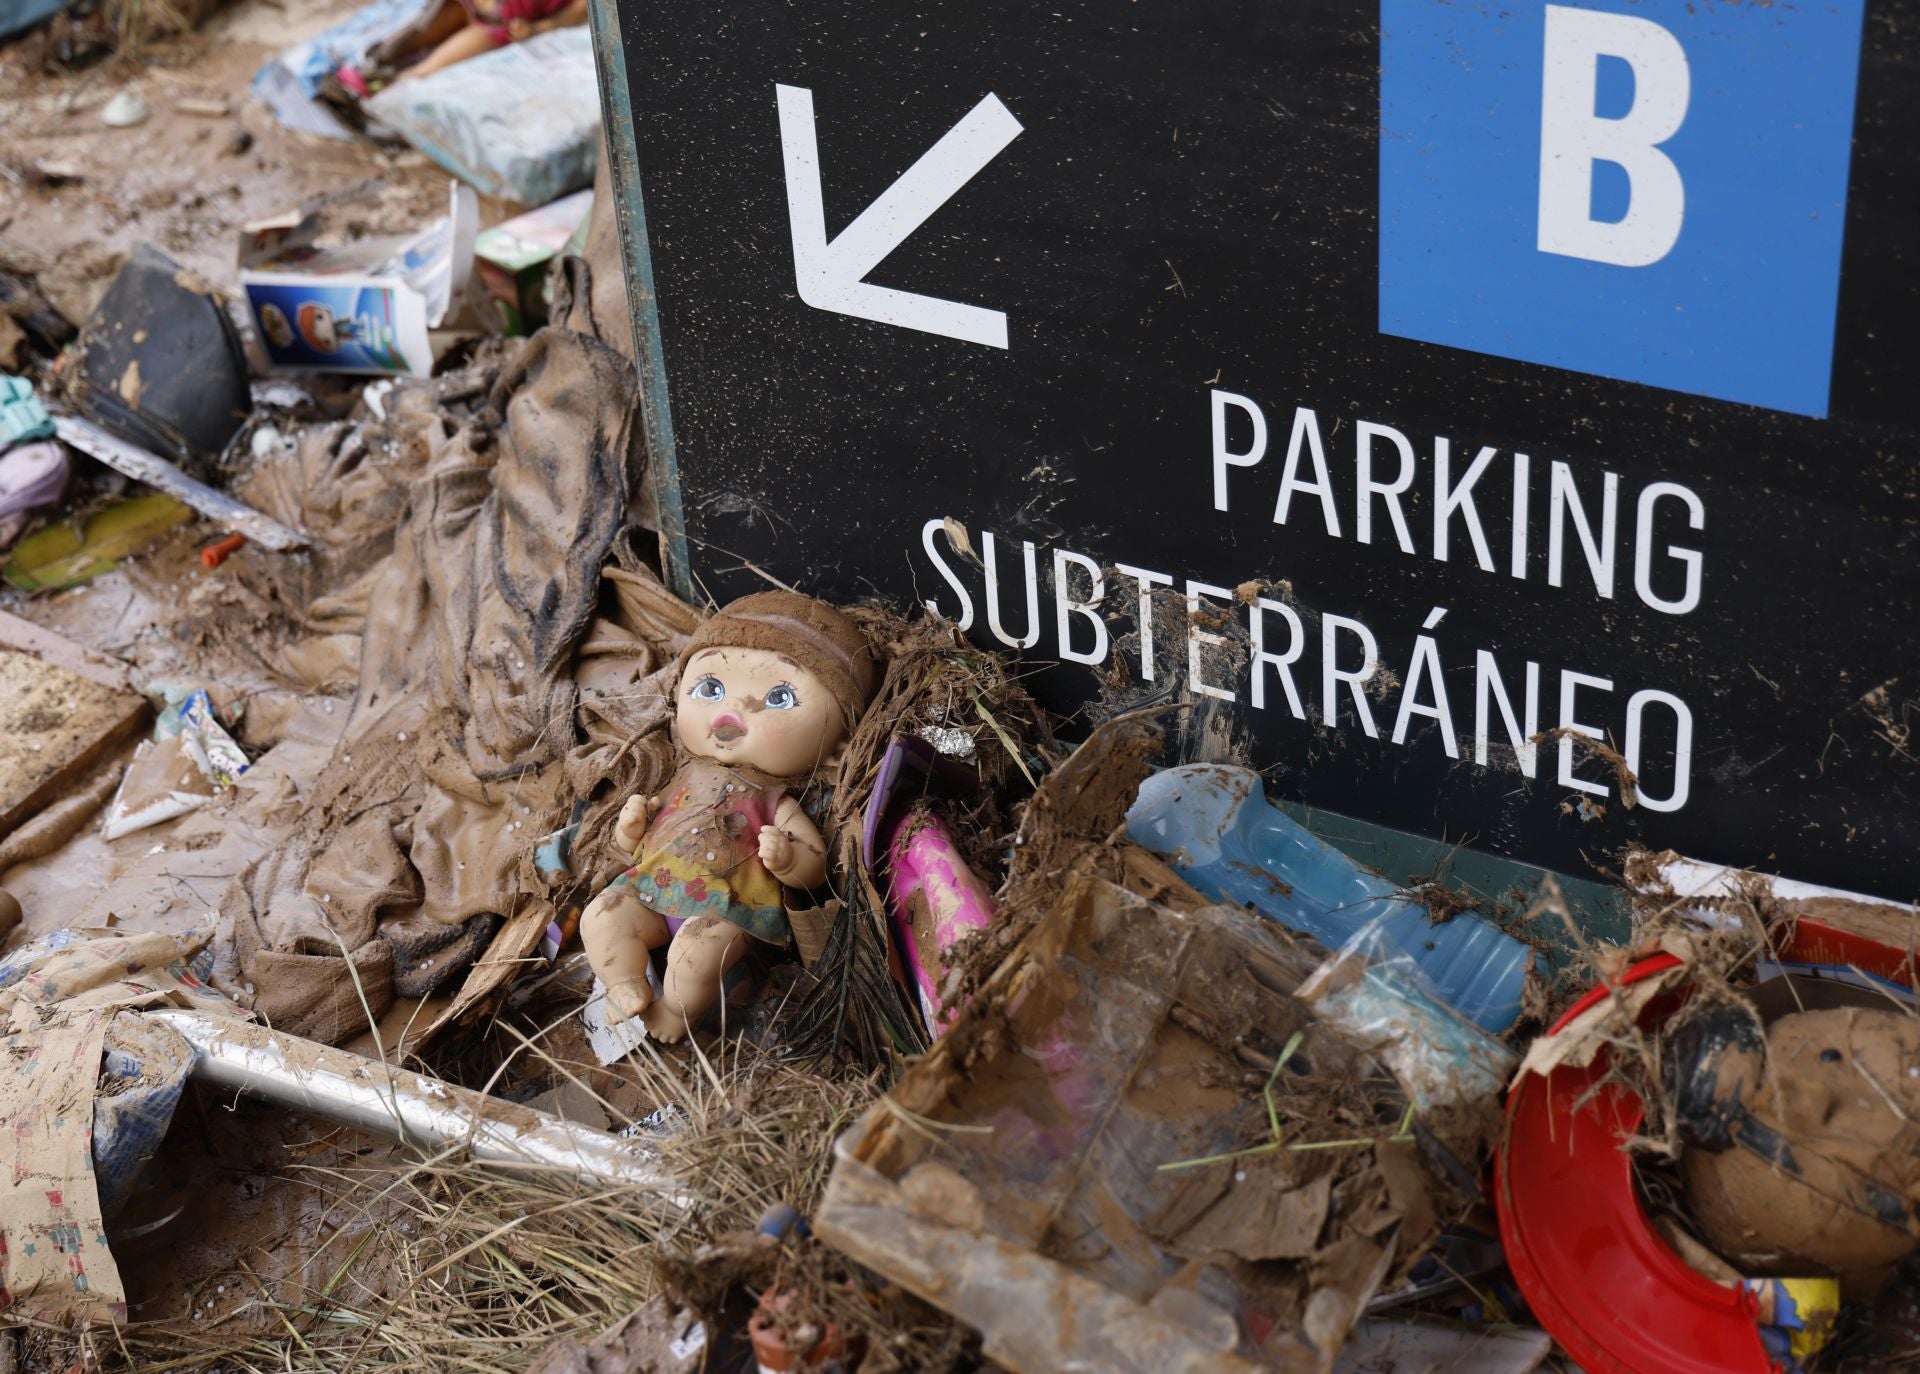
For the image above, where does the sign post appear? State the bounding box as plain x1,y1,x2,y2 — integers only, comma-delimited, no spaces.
591,0,1918,913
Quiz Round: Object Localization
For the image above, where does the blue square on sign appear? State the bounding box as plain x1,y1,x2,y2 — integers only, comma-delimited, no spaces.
1379,0,1865,419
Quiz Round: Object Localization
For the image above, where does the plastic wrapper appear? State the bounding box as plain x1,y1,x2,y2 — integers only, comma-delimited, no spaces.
1746,1278,1841,1370
102,688,252,840
1295,918,1517,1121
250,0,438,139
93,1011,200,1218
814,872,1437,1373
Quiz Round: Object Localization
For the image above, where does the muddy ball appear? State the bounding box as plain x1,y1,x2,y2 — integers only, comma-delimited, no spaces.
1684,1006,1920,1294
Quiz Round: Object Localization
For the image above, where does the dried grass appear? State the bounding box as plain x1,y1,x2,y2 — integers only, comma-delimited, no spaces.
108,0,192,57
833,606,1056,868
75,1014,972,1373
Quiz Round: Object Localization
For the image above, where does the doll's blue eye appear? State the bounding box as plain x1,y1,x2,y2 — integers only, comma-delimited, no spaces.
690,675,725,702
764,684,798,710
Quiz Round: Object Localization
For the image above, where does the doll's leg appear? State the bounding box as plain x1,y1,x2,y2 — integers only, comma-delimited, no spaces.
397,18,502,80
392,0,468,57
580,886,670,1022
642,916,749,1044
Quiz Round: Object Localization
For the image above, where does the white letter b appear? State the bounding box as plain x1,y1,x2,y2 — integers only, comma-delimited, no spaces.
1538,5,1689,268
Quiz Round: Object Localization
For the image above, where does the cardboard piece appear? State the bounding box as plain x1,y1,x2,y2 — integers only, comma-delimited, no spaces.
239,182,478,376
475,190,594,335
0,637,148,844
0,608,135,694
0,927,236,1325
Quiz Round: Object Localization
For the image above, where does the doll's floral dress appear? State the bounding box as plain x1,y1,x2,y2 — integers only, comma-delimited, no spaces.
609,759,791,944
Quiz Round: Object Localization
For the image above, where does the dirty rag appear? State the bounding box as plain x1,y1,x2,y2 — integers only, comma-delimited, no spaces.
223,324,684,1043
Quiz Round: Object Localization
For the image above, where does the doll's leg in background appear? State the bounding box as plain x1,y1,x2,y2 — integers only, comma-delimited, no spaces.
580,886,670,1021
392,0,468,57
643,916,749,1044
398,18,502,80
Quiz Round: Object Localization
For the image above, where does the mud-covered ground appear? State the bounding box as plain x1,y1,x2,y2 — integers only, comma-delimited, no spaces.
0,0,493,327
0,8,485,1352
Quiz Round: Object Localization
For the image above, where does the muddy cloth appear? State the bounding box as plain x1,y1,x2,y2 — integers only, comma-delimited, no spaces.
551,155,655,531
225,326,682,1043
565,136,637,365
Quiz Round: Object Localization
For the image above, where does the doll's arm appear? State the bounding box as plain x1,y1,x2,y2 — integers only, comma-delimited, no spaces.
758,796,827,889
612,794,659,856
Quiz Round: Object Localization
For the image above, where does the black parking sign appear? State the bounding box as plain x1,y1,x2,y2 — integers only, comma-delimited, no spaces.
592,0,1920,901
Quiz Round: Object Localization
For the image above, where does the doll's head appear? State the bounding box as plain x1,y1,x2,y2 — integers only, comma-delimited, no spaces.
673,591,878,780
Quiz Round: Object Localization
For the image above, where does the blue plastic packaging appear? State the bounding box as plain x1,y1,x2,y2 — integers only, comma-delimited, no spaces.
1125,764,1529,1033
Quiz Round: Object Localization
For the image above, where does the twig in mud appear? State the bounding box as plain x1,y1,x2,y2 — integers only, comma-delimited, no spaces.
1532,725,1640,807
1285,1102,1418,1152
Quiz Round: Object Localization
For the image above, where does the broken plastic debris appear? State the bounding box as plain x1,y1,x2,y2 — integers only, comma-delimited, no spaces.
54,416,308,552
1296,944,1516,1120
815,873,1429,1371
4,491,193,592
101,688,251,839
885,803,995,1035
0,374,54,444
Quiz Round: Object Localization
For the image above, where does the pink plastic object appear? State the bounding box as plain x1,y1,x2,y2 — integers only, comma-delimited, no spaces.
1496,953,1774,1374
885,804,995,1034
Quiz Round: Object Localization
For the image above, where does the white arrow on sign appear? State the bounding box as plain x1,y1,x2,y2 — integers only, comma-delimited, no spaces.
776,84,1023,349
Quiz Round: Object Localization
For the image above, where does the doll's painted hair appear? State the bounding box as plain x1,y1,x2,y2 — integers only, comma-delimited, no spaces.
677,591,878,730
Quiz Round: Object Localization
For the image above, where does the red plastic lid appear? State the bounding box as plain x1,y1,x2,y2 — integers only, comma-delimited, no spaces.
1495,954,1775,1374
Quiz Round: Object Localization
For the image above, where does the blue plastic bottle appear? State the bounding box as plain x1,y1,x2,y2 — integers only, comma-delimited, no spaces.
1125,764,1529,1033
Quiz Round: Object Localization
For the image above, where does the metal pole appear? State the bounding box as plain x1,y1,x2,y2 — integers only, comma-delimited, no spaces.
148,1009,685,1202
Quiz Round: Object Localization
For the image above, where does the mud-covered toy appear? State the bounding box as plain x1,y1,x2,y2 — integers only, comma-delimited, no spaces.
580,591,877,1042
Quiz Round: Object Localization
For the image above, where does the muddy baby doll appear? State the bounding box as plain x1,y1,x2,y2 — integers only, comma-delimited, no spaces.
580,591,876,1042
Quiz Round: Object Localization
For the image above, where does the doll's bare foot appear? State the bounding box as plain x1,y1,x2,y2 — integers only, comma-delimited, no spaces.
605,977,653,1024
581,888,670,1021
640,998,692,1043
